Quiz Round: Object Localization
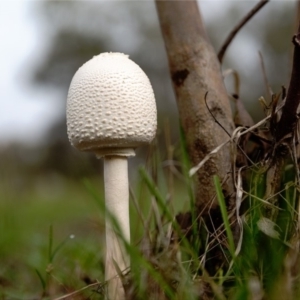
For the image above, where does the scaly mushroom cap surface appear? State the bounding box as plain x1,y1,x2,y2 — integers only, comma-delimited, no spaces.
66,52,157,156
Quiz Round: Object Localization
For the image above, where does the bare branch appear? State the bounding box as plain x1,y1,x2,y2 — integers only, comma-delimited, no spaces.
275,23,300,143
258,51,273,100
218,0,269,64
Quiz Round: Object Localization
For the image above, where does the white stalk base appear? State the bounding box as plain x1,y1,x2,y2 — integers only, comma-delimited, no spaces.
104,156,130,300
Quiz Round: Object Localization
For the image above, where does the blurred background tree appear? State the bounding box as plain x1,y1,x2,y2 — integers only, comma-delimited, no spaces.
28,1,175,176
25,0,296,177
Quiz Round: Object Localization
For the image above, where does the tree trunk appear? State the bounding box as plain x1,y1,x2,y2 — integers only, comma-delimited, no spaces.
155,0,235,214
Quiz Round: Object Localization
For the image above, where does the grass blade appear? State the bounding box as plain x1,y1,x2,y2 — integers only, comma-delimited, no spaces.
35,269,46,292
48,224,53,264
213,175,235,258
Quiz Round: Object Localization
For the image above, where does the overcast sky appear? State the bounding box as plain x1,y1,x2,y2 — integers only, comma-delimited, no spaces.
0,0,297,146
0,0,64,146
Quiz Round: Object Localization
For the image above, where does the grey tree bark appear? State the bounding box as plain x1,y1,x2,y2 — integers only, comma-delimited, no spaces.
155,0,235,214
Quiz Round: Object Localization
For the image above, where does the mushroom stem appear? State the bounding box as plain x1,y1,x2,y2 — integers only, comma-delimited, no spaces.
66,52,157,299
104,156,130,300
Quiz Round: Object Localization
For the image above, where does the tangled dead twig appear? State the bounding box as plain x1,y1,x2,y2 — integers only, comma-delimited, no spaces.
188,108,280,177
52,281,104,300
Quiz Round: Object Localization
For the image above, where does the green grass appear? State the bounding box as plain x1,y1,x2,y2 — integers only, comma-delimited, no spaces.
1,141,300,299
0,174,105,299
0,149,192,299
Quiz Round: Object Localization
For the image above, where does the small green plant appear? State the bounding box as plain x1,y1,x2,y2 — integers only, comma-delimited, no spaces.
35,225,74,298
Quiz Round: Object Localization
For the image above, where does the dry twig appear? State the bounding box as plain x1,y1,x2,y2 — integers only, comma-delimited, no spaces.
218,0,269,63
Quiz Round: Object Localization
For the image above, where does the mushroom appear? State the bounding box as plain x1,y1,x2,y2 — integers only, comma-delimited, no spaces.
66,52,157,299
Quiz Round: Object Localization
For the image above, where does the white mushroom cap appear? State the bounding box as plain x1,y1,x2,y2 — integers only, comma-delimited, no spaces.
66,52,157,157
